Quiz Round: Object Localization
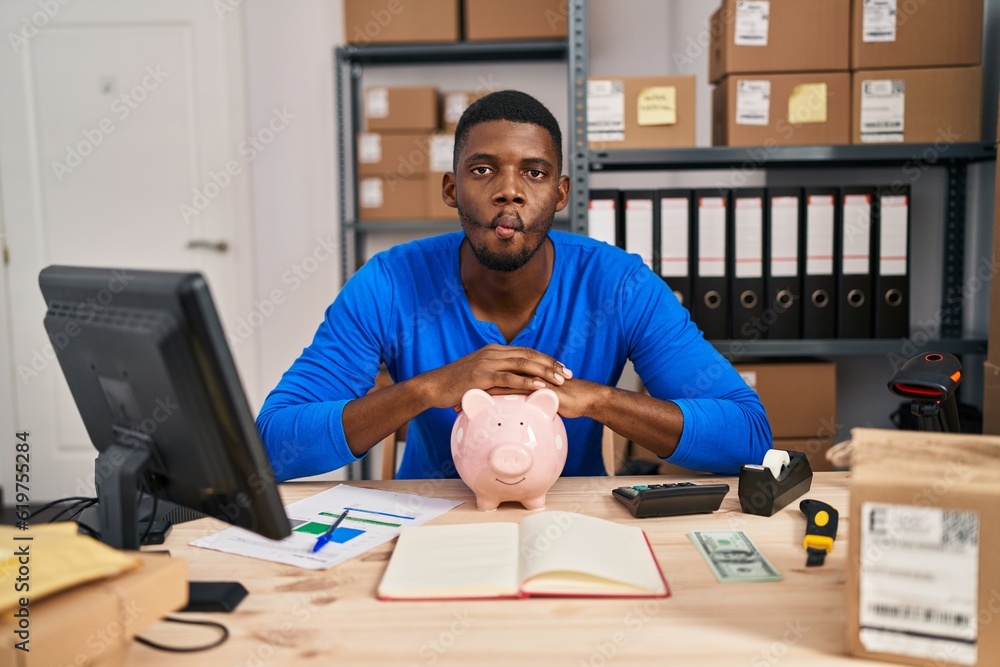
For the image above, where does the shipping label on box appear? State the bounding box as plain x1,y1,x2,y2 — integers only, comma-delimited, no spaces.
587,79,625,142
429,134,454,173
735,80,770,126
735,0,769,46
863,0,897,43
860,79,905,143
858,502,979,665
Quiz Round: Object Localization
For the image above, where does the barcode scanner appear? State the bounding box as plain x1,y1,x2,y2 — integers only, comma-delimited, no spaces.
887,352,962,433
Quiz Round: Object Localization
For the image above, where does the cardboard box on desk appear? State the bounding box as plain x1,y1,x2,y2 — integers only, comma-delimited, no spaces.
344,0,459,45
364,86,439,133
851,67,982,144
464,0,568,41
850,0,983,70
709,0,849,84
588,76,696,150
713,72,850,146
358,174,427,221
0,554,187,667
846,428,1000,666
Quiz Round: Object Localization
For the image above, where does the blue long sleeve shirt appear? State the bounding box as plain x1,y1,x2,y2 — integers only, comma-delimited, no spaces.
256,231,772,481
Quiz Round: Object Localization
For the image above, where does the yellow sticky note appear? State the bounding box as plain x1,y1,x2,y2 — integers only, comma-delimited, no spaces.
637,86,677,126
788,83,828,124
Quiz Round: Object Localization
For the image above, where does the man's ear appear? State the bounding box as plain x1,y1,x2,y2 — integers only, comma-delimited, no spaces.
442,172,458,208
554,174,570,212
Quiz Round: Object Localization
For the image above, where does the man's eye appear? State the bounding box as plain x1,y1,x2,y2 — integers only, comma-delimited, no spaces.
472,166,491,175
527,169,543,178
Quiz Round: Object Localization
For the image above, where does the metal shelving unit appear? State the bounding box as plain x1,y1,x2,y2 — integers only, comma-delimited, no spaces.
710,338,987,358
588,141,997,351
334,0,589,287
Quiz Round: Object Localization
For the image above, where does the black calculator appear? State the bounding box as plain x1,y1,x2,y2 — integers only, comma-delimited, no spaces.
612,482,730,518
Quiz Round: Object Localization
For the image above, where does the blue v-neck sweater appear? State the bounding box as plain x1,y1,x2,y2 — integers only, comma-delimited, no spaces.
256,231,772,481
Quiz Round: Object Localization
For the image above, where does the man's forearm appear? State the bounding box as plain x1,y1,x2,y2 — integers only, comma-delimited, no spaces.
341,376,435,457
584,384,684,460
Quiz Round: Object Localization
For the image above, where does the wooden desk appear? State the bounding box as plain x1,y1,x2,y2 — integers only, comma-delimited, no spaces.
132,473,891,666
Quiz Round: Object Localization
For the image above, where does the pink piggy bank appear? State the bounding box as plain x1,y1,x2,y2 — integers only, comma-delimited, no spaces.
450,388,568,511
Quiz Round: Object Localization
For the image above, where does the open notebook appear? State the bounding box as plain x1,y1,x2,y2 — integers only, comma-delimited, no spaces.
377,511,669,600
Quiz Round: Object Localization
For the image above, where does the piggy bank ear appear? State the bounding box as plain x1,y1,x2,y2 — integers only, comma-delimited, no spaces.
526,388,559,420
461,389,494,419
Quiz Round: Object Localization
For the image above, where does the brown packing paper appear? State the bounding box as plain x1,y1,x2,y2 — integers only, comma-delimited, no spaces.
846,428,1000,666
0,553,187,667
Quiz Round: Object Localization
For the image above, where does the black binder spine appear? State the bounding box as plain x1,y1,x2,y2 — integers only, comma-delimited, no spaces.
730,189,766,340
874,184,911,339
623,190,657,271
692,189,730,340
802,187,838,339
765,187,803,340
588,189,623,248
656,189,694,309
837,186,876,339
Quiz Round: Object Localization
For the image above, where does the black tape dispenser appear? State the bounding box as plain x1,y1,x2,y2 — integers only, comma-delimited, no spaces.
738,449,813,517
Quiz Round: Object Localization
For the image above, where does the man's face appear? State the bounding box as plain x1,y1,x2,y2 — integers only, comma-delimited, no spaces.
447,120,569,272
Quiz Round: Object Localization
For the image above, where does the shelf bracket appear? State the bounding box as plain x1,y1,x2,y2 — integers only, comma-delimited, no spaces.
941,162,968,338
568,0,589,235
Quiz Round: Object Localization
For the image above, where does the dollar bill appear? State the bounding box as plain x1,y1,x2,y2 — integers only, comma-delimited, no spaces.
688,530,782,583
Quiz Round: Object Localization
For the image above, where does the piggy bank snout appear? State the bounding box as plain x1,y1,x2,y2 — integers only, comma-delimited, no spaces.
488,445,533,478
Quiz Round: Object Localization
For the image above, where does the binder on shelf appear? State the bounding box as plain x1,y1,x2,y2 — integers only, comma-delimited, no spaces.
588,189,623,248
802,187,838,339
623,190,656,271
874,185,910,339
729,189,765,340
692,190,730,340
837,186,876,339
657,189,694,308
765,188,803,340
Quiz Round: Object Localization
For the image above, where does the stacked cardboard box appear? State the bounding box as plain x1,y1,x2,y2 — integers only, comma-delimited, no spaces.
631,360,838,474
587,75,697,150
849,0,984,144
358,86,439,221
710,0,851,146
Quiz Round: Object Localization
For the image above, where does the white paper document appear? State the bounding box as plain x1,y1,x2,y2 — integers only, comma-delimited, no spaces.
192,485,463,570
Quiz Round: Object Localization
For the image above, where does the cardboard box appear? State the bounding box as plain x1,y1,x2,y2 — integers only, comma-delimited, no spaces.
734,360,837,439
851,0,983,70
358,174,427,221
0,554,187,667
344,0,459,45
364,86,439,132
984,361,1000,436
357,132,433,177
442,91,487,133
588,76,697,150
713,72,850,146
464,0,568,41
846,428,1000,666
709,0,850,84
851,67,982,144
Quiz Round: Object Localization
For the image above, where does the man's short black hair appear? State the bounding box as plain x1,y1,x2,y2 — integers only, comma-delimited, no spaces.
453,90,563,172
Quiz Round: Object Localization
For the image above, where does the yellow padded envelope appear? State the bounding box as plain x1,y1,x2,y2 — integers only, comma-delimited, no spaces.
0,523,138,613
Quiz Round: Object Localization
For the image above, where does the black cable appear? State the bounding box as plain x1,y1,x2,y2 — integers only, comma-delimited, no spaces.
139,481,159,545
49,498,98,523
64,498,99,522
30,496,95,519
134,616,229,652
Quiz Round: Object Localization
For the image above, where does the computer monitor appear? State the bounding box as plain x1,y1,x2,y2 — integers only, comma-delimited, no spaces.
39,266,291,550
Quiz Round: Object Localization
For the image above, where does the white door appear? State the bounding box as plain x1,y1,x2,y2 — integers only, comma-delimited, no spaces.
0,0,257,500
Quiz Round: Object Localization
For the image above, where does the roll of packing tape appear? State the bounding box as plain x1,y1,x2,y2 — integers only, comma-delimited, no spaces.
762,449,791,479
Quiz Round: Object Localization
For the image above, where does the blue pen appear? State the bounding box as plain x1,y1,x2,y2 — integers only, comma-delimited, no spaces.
312,509,349,553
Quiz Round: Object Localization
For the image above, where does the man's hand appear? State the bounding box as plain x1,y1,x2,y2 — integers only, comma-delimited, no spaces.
417,344,572,410
536,378,607,420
